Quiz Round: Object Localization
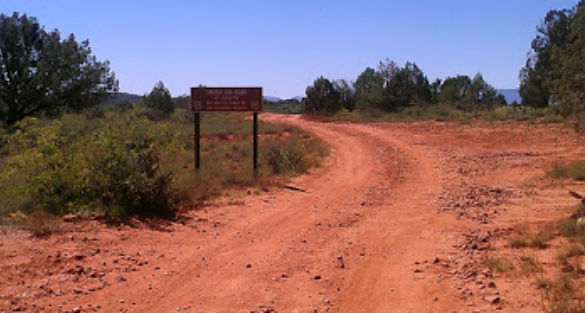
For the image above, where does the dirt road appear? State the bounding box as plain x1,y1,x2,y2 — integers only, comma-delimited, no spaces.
2,114,585,313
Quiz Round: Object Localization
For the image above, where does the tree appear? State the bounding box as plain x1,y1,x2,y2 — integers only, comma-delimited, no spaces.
384,62,431,110
552,1,585,128
438,74,503,111
519,9,573,107
144,81,173,117
353,67,385,110
430,78,442,104
303,76,341,115
333,79,355,111
464,73,505,110
520,0,585,129
438,75,472,107
0,13,118,126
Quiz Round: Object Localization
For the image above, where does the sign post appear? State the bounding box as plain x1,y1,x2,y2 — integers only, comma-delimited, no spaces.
190,87,263,176
253,112,258,174
194,112,200,171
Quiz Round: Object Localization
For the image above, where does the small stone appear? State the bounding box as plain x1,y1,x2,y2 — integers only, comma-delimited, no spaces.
73,254,85,261
245,263,252,268
313,275,322,280
484,295,501,305
488,281,497,288
72,306,82,313
337,256,345,269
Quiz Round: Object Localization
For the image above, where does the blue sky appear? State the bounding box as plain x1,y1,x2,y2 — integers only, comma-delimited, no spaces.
0,1,580,98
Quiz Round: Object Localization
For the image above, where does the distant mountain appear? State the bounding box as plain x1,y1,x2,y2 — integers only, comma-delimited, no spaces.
497,89,521,104
264,96,304,102
101,92,142,106
264,96,281,102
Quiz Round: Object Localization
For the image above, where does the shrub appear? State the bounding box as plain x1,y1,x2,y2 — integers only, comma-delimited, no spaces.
0,113,179,220
144,81,174,119
486,256,514,272
265,146,306,174
549,161,585,181
484,107,511,121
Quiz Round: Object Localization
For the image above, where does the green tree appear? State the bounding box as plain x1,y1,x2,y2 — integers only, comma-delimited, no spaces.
430,78,442,104
144,81,174,118
384,62,431,110
552,1,585,128
519,9,573,107
438,75,472,107
353,67,385,110
438,74,503,111
333,79,356,111
464,73,505,110
0,13,118,126
303,76,341,115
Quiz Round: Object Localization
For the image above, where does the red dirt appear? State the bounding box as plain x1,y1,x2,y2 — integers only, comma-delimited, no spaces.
1,114,585,313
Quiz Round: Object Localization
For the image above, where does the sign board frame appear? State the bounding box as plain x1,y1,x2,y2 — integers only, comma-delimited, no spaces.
190,87,263,176
191,87,262,112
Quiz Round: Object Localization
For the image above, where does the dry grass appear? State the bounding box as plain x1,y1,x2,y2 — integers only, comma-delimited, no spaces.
509,201,585,312
486,256,514,273
509,225,556,250
8,210,62,237
519,256,542,275
549,160,585,181
546,274,585,313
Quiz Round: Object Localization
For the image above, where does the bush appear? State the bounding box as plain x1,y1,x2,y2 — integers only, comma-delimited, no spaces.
144,81,174,119
0,113,179,219
484,107,511,121
265,146,306,174
485,256,514,272
549,161,585,181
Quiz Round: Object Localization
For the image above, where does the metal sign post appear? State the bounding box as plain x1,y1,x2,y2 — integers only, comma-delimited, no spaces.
253,112,258,175
194,112,200,172
190,87,263,177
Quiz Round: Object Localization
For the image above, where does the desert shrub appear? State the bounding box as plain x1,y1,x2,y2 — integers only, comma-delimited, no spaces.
265,146,306,174
484,106,511,121
144,81,174,120
84,106,106,119
549,161,585,181
486,256,514,272
18,211,61,237
0,113,180,219
546,274,585,313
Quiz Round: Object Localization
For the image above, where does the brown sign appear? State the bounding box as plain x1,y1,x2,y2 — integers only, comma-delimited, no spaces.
191,87,263,112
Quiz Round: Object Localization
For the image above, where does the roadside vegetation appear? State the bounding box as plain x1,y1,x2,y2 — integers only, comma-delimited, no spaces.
549,161,585,181
0,96,328,233
0,14,328,234
306,104,566,125
264,98,303,114
500,188,585,311
298,1,585,131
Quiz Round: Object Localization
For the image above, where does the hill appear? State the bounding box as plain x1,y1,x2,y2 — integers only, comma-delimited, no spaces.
497,89,521,104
